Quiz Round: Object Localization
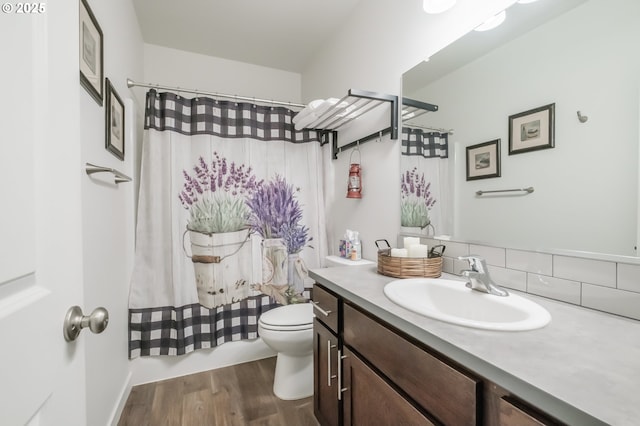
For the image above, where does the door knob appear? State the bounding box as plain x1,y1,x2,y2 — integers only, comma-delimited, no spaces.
63,306,109,342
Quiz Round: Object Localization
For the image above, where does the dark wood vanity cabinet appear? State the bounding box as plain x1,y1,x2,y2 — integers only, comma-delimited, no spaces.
342,347,435,426
312,286,341,426
312,283,563,426
313,318,339,426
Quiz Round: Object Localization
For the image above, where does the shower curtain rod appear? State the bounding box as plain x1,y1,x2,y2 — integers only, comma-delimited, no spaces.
405,123,454,135
126,78,306,109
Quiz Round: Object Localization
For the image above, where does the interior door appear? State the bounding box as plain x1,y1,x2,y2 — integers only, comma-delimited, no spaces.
0,6,87,425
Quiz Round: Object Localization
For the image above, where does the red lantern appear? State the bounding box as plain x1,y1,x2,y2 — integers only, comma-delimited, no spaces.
346,148,362,199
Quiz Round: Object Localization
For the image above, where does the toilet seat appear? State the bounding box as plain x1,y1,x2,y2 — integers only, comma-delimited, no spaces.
259,303,313,331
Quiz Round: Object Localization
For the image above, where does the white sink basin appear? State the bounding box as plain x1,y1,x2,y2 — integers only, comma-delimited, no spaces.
384,278,551,331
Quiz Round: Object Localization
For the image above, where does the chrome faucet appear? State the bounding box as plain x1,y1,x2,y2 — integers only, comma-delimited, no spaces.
458,255,509,297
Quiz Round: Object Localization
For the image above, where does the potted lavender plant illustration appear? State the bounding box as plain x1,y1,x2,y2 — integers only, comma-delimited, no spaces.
246,175,312,300
401,167,437,231
179,153,262,308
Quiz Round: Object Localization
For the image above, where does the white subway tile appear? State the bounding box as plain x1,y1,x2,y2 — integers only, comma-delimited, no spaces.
506,249,552,275
443,241,470,260
469,244,505,267
553,256,616,288
582,284,640,321
450,258,470,275
441,256,455,274
527,274,581,305
491,266,526,292
617,263,640,293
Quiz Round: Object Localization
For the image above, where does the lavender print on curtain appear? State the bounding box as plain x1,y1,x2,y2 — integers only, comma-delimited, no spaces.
400,128,451,237
128,90,326,357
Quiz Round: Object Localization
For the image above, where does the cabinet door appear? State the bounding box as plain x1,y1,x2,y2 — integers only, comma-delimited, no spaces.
342,348,435,426
499,397,563,426
314,319,340,426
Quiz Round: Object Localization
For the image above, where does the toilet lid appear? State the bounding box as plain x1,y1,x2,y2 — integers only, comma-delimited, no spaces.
259,303,313,328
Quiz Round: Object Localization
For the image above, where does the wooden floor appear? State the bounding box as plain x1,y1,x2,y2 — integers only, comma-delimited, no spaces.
118,357,319,426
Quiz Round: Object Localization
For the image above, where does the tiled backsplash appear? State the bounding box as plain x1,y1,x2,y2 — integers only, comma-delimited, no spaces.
405,236,640,321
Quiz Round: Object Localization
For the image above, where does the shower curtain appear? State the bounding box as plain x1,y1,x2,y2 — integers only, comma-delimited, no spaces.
128,90,326,357
400,127,451,237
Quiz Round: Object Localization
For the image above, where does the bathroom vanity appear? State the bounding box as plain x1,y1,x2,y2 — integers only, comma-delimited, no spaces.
310,265,640,425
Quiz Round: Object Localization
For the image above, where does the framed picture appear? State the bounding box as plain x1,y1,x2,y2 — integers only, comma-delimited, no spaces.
79,0,104,105
508,103,555,155
466,139,501,181
105,79,125,160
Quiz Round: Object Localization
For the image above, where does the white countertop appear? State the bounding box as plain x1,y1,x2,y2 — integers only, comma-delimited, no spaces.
310,265,640,426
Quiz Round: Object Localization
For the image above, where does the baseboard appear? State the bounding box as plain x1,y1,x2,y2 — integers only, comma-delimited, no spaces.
109,370,133,426
130,338,276,386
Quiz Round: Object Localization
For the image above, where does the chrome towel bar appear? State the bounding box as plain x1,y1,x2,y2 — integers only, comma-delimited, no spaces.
476,187,534,196
85,162,132,184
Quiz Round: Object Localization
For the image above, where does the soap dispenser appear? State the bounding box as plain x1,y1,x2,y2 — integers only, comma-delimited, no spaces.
351,232,362,261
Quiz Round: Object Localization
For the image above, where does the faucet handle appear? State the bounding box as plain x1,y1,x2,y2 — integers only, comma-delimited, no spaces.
457,255,488,273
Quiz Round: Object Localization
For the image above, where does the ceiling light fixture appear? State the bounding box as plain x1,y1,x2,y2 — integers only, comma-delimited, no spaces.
474,10,507,32
422,0,456,14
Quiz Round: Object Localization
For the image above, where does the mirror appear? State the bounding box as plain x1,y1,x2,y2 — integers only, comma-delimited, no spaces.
402,0,640,257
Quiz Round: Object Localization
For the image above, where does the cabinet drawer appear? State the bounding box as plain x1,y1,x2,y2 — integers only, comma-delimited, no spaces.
344,303,481,426
499,397,563,426
312,284,339,333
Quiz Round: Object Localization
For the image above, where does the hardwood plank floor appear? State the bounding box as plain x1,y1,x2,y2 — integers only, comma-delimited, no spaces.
118,357,319,426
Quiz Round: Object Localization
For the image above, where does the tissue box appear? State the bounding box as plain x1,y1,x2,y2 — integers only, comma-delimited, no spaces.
339,239,352,258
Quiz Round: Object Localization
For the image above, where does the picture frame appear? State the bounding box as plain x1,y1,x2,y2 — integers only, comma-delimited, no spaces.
466,139,501,181
508,103,555,155
79,0,104,105
105,79,125,160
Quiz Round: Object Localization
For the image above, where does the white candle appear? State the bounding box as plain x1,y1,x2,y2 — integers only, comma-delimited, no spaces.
390,248,408,258
403,237,420,248
408,244,429,258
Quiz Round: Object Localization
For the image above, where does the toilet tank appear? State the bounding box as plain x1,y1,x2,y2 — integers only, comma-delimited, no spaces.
325,255,374,268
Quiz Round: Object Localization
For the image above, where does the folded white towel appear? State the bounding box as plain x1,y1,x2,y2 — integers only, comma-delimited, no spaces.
294,111,321,130
292,99,324,125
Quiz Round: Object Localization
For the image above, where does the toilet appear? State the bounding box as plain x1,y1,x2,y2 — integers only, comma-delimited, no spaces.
258,302,314,400
258,256,375,400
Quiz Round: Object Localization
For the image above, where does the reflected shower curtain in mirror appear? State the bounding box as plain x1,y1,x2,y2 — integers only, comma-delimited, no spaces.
128,90,326,357
400,127,451,236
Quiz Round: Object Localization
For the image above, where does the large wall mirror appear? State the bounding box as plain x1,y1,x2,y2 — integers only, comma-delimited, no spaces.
402,0,640,257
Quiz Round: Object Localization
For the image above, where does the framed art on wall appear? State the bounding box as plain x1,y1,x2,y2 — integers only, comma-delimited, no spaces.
466,139,501,181
105,79,125,160
508,103,555,155
79,0,104,105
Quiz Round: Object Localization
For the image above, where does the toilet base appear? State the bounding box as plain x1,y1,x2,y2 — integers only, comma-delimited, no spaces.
272,352,313,400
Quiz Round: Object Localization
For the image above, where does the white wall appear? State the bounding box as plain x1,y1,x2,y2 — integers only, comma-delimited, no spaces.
79,0,144,424
141,43,302,103
301,0,517,261
412,0,639,256
127,44,304,385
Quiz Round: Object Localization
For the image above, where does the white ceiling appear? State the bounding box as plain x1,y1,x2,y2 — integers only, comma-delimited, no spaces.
132,0,362,73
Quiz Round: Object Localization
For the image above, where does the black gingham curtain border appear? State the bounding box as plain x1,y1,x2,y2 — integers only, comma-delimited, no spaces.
128,295,280,358
144,89,320,144
401,126,449,158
